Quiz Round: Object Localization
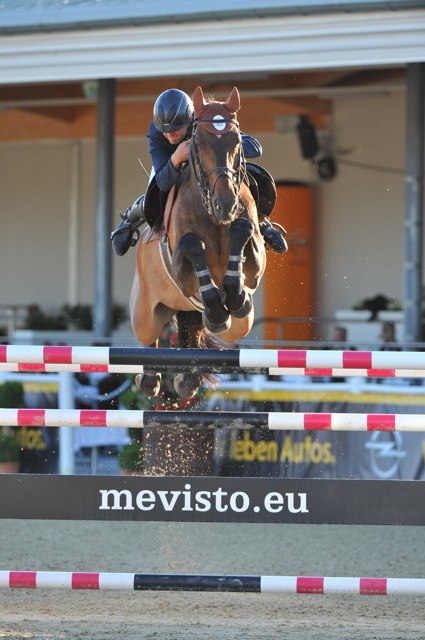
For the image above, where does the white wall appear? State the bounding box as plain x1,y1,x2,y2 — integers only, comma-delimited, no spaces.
316,91,407,318
1,141,72,307
0,88,418,330
257,90,414,322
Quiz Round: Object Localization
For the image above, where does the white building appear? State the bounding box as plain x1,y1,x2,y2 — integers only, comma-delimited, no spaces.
0,1,424,343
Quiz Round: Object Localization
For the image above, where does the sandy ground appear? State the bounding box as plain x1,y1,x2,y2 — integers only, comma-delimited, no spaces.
0,519,425,640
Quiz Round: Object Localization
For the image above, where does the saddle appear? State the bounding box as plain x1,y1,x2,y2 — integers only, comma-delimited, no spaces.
245,163,277,218
143,163,277,230
143,177,168,230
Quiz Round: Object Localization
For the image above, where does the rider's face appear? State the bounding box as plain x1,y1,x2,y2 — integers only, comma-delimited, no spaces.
163,125,189,145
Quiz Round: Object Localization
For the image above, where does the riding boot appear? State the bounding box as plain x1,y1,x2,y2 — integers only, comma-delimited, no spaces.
259,217,288,254
111,195,146,256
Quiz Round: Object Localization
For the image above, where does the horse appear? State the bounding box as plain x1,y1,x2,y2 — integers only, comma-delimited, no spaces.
130,86,267,399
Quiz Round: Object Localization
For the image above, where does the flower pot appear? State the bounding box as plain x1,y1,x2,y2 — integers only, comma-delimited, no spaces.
0,461,20,473
120,469,143,477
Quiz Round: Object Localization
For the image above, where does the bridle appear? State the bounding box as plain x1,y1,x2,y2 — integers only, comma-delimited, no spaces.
189,117,247,217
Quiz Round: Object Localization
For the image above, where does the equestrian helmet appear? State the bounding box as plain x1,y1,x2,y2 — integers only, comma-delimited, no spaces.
153,89,194,133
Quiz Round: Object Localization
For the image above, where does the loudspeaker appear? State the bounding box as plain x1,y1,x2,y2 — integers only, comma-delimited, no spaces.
296,115,319,159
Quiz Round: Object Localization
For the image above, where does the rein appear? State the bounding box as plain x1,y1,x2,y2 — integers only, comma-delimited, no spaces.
189,117,246,216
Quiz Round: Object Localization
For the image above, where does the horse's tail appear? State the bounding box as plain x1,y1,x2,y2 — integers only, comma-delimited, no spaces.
193,329,217,388
199,329,243,389
197,328,220,350
176,311,238,390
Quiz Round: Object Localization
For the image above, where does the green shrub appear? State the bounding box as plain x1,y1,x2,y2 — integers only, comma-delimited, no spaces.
118,442,143,472
25,303,127,331
0,432,20,463
0,383,24,463
25,305,67,330
0,381,25,408
62,303,127,330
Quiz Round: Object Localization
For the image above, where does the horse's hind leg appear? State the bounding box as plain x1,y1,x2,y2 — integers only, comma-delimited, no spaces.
173,311,204,398
134,304,175,397
176,232,231,334
222,217,254,318
135,342,162,398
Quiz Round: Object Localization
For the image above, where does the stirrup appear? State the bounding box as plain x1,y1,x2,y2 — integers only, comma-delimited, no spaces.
129,228,140,247
110,215,144,240
268,220,287,236
260,219,288,254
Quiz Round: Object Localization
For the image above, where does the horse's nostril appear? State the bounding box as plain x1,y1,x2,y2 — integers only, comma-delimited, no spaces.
213,198,223,213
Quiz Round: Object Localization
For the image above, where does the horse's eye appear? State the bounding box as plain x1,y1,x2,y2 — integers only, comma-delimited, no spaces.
195,132,208,147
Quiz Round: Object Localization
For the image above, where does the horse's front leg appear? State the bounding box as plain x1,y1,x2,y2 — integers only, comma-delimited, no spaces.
176,232,231,333
222,217,254,318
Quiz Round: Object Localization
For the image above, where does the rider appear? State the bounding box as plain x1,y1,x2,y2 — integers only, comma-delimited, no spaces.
111,88,288,256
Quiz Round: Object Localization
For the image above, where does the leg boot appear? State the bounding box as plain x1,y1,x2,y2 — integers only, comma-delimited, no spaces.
111,195,146,256
259,216,288,254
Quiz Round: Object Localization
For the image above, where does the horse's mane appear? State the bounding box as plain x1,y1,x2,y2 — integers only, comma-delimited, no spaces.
202,93,215,104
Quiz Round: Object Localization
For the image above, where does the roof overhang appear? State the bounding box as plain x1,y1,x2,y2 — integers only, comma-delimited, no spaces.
0,1,423,33
0,9,423,85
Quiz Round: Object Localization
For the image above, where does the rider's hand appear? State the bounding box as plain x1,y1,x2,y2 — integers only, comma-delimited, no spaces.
171,140,190,169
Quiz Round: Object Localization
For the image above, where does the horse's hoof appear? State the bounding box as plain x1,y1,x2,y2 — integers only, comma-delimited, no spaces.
135,372,162,398
229,291,253,318
202,311,231,334
173,373,202,399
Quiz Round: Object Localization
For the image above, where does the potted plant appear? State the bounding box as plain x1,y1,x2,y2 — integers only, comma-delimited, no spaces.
117,386,144,475
0,381,24,473
118,440,144,476
0,430,21,473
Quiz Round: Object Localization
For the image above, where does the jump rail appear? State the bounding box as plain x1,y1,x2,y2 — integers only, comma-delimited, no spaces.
1,571,425,595
270,367,425,378
0,362,144,374
2,347,424,593
1,408,425,431
2,361,425,378
2,345,425,371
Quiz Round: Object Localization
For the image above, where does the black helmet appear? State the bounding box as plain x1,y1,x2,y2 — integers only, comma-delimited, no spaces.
153,89,194,133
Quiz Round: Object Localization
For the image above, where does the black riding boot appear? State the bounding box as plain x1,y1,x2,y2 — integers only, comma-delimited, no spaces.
111,195,145,256
260,217,288,254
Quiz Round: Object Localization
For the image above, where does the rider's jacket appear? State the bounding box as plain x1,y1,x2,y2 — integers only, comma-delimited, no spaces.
146,121,262,193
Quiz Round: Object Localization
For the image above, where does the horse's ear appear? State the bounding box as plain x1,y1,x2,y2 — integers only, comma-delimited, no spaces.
225,87,240,113
192,86,206,115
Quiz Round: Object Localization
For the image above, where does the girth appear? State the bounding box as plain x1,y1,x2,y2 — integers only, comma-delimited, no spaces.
158,234,204,312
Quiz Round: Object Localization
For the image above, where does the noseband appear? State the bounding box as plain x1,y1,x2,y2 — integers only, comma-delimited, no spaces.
189,118,246,217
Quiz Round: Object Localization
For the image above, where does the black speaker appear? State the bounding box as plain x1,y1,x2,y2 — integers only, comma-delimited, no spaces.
316,156,337,181
296,115,319,159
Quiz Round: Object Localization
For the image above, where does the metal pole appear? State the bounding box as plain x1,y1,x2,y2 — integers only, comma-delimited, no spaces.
403,63,424,342
94,79,115,339
58,373,75,475
67,141,81,305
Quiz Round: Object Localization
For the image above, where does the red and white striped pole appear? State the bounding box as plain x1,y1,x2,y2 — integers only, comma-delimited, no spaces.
1,345,425,371
1,571,424,595
0,408,424,432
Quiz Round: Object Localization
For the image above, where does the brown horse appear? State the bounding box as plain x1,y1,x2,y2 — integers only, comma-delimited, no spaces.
130,86,266,399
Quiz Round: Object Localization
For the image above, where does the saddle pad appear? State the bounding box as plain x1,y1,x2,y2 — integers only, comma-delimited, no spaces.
141,186,204,312
140,185,176,244
163,185,176,234
139,221,160,245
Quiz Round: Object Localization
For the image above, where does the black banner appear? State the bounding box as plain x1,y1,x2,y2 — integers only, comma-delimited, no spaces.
213,400,425,480
0,474,423,525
